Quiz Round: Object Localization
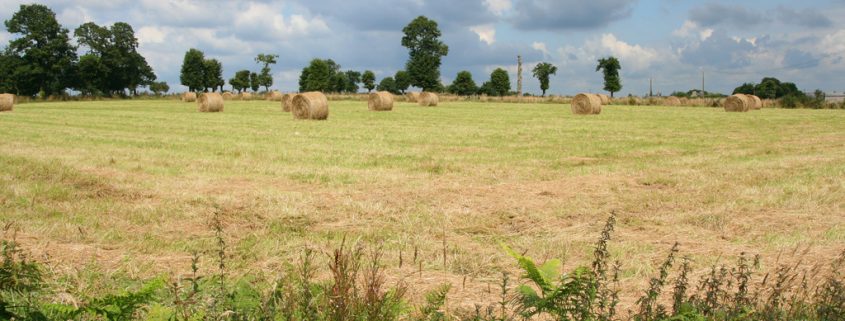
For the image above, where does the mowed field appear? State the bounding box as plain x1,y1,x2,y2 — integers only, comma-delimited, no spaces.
1,99,844,305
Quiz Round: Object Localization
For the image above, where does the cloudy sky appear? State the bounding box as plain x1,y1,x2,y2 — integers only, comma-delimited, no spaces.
1,0,843,96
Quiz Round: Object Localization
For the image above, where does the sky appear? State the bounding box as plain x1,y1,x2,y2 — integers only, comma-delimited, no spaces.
1,0,844,96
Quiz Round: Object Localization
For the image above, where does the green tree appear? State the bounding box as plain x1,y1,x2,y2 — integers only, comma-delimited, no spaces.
489,68,511,96
394,70,411,94
344,70,361,93
331,72,349,93
180,49,206,92
401,16,449,91
732,83,755,95
377,77,399,94
249,72,260,92
229,70,251,93
596,57,622,97
532,62,557,97
203,58,224,92
362,70,376,93
76,54,108,96
75,22,155,96
149,81,169,95
447,71,477,96
298,59,335,92
255,54,278,92
4,4,77,97
478,81,496,96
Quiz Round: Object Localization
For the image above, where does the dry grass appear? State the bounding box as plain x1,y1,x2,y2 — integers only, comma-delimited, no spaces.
0,99,844,308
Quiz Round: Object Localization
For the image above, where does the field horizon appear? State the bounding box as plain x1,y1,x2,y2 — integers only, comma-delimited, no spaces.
1,99,844,310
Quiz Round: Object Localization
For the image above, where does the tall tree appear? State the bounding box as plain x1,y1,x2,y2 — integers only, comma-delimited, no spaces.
203,59,224,92
394,70,411,94
448,71,477,96
180,49,206,92
75,22,155,96
249,72,260,92
489,68,511,96
4,4,77,96
229,70,251,93
596,57,622,97
401,16,449,91
298,59,336,92
362,70,376,93
377,77,399,94
344,70,361,93
331,72,349,93
255,53,278,92
532,62,557,97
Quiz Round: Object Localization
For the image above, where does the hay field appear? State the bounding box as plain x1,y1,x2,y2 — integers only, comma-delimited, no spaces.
1,99,843,304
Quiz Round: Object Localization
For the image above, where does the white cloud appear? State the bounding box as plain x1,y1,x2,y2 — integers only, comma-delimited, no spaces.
587,34,661,71
234,3,330,39
484,0,512,16
137,26,166,44
820,30,845,62
532,41,550,57
673,20,713,41
470,24,496,45
57,6,93,27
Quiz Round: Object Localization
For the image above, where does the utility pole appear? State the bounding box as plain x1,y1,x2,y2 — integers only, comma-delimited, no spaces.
517,55,523,99
649,77,653,97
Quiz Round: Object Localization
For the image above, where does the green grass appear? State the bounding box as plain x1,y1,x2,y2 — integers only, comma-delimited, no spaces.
1,99,844,302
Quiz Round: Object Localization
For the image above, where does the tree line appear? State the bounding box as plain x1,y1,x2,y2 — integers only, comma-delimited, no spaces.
1,4,623,98
0,4,165,97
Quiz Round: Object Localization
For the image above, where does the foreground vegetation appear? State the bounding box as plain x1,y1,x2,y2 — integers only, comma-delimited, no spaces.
3,214,843,320
1,99,844,319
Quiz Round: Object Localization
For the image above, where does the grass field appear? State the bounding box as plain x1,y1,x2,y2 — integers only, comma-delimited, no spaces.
1,99,844,307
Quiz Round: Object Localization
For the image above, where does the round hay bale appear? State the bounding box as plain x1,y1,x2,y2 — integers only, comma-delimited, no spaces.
665,96,681,106
267,91,283,101
724,94,751,112
291,92,328,120
405,92,420,102
598,94,611,105
281,94,292,112
418,92,438,106
0,93,15,112
182,92,197,102
571,93,602,115
222,92,235,100
240,92,253,100
198,92,224,112
746,94,762,110
368,91,394,111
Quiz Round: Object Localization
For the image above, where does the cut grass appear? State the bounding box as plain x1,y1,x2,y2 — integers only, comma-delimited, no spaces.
1,99,844,306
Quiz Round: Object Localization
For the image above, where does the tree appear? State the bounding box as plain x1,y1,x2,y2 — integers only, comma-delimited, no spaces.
596,57,622,97
249,72,260,92
255,54,278,92
331,72,349,93
76,54,108,96
394,70,411,94
362,70,376,93
229,70,251,93
532,62,557,97
4,4,77,97
489,68,511,96
447,71,477,96
377,77,399,94
298,59,335,92
732,83,755,95
180,49,206,92
478,81,496,96
401,16,449,91
344,70,361,93
203,59,224,92
149,81,169,95
75,22,156,96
